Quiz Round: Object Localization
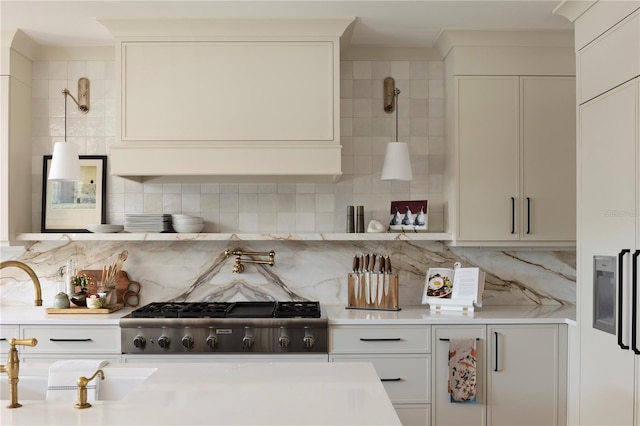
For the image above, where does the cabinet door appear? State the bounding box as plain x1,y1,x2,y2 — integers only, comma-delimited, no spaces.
487,324,561,426
457,77,519,241
580,80,638,425
520,77,576,241
432,325,486,426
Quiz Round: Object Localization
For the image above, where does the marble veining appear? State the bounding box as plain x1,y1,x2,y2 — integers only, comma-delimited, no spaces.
1,240,575,308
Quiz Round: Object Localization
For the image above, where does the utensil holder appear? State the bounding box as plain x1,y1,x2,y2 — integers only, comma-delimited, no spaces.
347,272,400,311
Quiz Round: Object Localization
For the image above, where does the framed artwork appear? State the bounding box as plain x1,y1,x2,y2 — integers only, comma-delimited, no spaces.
389,199,428,232
41,155,107,232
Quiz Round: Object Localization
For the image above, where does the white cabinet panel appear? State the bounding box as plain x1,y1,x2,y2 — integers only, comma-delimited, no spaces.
579,80,638,426
453,76,575,243
330,354,430,404
330,325,430,354
487,324,562,426
121,41,334,142
520,77,576,241
432,325,486,426
457,77,519,241
395,404,430,426
579,10,640,102
21,325,121,354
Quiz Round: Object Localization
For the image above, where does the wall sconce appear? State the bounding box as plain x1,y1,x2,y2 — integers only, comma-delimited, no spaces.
381,77,413,181
48,78,90,182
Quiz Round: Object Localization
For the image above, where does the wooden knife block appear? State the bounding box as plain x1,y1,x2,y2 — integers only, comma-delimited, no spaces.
347,272,400,311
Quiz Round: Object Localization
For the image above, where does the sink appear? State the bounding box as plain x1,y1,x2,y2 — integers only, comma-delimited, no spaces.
0,363,156,401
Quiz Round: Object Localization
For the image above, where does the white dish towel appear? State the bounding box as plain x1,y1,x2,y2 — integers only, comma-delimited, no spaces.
47,359,109,401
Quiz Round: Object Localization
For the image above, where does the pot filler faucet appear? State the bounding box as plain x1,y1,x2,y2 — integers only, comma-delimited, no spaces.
0,261,42,306
224,248,275,273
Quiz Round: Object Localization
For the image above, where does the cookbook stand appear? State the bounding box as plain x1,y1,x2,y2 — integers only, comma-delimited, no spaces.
425,297,476,312
346,273,400,311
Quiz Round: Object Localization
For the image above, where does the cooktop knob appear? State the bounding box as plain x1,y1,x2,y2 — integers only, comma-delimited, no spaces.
206,335,218,349
182,335,194,349
158,335,170,350
303,334,315,349
279,336,290,348
243,327,254,350
133,335,146,349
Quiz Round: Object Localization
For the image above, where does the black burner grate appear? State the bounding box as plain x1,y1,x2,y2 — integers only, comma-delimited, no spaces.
274,301,321,318
130,302,231,318
130,301,321,319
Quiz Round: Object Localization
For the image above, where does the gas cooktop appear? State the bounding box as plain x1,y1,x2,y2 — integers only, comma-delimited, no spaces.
129,301,322,319
120,301,327,354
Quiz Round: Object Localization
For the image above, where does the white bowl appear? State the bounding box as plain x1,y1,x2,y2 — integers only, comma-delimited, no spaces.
173,223,205,233
87,224,124,233
171,215,204,224
172,217,203,225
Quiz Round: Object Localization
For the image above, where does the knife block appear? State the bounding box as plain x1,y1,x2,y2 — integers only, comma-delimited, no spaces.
347,272,400,311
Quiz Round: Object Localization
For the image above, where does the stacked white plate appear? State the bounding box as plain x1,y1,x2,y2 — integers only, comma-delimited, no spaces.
87,224,124,233
171,214,205,233
125,214,172,233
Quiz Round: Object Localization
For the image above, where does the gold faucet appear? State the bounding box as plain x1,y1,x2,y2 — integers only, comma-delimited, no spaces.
0,338,38,408
0,261,42,306
224,249,275,273
75,369,105,409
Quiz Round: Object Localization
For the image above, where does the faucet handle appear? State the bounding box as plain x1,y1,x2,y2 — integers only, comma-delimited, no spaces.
9,338,37,348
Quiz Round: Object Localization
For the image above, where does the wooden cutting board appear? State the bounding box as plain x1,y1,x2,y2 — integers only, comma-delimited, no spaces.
46,303,124,314
76,269,141,307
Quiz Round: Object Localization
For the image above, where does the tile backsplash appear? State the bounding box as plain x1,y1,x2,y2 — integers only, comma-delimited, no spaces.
30,59,444,233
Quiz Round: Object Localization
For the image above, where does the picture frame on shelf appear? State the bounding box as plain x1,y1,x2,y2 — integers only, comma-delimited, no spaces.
41,155,107,232
389,199,428,232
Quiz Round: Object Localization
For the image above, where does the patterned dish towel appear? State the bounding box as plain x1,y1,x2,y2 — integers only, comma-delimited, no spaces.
448,338,477,403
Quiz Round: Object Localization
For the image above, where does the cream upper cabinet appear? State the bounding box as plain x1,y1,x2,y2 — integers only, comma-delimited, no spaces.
451,75,576,244
457,76,519,242
99,18,353,182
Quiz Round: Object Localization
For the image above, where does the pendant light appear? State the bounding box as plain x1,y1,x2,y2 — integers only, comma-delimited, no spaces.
381,82,412,181
48,78,90,182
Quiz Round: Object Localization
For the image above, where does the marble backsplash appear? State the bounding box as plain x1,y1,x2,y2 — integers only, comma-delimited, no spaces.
1,240,575,308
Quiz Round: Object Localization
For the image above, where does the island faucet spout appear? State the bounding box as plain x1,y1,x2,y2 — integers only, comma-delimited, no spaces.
0,260,43,306
0,338,38,408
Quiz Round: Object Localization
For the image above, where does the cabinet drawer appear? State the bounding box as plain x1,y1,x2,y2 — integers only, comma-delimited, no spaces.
330,354,430,404
579,10,640,102
330,326,430,353
395,403,430,426
1,325,20,353
21,326,120,354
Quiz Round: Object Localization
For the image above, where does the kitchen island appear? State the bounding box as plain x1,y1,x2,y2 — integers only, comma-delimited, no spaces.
1,362,400,425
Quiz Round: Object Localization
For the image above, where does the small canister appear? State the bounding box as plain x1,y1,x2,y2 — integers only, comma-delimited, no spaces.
356,206,365,233
346,206,355,233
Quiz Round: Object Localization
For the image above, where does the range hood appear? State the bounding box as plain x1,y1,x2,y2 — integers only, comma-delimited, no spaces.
100,18,354,183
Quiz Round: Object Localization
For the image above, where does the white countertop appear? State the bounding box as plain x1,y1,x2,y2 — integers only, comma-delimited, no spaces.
325,304,576,326
1,362,400,426
0,304,575,326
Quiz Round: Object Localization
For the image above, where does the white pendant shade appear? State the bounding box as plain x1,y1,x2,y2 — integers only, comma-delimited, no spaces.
381,141,413,181
48,142,81,182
